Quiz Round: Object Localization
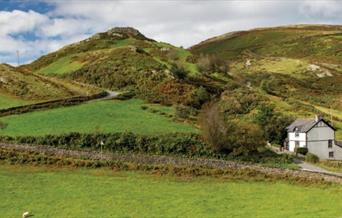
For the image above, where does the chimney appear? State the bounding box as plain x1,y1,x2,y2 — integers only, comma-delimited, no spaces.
315,115,322,122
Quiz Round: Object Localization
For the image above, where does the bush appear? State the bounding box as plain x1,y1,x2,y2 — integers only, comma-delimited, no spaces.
295,147,308,156
199,102,266,155
115,89,136,100
305,153,319,163
197,54,228,74
175,105,197,119
2,132,210,157
140,105,148,110
191,87,210,109
171,65,187,80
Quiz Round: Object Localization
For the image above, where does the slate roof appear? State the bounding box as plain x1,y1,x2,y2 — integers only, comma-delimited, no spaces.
287,118,336,133
336,141,342,148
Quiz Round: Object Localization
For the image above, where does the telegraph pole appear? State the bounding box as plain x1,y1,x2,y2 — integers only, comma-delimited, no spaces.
16,50,20,66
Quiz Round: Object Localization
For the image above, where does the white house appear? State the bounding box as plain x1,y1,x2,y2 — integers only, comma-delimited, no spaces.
285,116,342,160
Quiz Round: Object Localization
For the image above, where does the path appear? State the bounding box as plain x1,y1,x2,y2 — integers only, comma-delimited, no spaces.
295,158,342,177
100,90,120,100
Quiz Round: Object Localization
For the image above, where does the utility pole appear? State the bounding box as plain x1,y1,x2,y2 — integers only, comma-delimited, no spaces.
16,50,20,66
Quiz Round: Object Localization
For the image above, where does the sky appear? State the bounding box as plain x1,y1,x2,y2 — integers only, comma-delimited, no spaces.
0,0,341,65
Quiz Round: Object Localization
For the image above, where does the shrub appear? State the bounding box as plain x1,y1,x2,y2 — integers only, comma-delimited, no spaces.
170,65,187,80
140,105,148,110
197,54,228,74
191,87,210,109
2,132,209,157
115,89,136,100
295,147,308,156
305,153,319,163
199,102,265,155
175,105,196,119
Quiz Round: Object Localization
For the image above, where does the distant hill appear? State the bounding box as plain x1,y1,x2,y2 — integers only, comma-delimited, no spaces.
190,25,342,138
191,24,342,64
24,27,203,105
0,64,97,109
21,25,342,138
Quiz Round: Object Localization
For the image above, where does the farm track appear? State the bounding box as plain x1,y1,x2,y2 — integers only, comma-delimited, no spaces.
1,142,342,184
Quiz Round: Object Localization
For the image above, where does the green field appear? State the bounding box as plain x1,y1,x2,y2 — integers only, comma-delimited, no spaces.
0,164,341,218
0,99,196,136
0,94,32,109
38,56,84,75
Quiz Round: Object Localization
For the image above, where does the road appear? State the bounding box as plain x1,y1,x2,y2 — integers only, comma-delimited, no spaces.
295,158,342,177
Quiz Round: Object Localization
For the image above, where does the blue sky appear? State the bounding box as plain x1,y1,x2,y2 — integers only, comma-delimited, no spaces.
0,0,341,65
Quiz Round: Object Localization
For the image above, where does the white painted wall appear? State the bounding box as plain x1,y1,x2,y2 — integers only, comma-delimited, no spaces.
288,132,306,152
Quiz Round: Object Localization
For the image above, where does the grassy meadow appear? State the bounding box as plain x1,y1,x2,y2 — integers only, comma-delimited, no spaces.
0,94,33,109
0,99,196,136
0,164,342,218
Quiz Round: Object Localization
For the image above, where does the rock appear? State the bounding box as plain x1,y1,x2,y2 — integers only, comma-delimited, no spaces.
308,64,320,71
245,59,252,68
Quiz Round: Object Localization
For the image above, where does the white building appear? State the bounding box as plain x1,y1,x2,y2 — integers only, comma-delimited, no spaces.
285,116,342,160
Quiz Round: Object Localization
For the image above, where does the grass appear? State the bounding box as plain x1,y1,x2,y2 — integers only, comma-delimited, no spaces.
0,164,342,218
0,99,197,136
38,56,84,75
0,94,33,109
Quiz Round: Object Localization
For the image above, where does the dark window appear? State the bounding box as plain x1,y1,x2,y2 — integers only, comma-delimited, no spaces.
295,132,299,137
295,141,300,147
328,140,333,148
329,152,334,158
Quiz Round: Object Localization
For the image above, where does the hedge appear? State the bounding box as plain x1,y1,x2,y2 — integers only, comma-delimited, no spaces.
0,132,212,157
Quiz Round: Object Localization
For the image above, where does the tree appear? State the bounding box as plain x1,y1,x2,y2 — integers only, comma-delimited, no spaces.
199,102,266,155
199,102,229,152
255,104,294,145
197,54,228,74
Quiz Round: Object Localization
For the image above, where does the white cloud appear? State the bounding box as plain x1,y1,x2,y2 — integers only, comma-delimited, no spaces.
300,0,342,18
0,0,341,65
0,10,48,36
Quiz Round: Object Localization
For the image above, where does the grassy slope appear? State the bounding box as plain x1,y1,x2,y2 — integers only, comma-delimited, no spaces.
28,28,199,77
0,64,99,109
191,25,342,137
1,165,342,218
37,56,84,75
0,99,196,136
0,94,33,109
24,28,201,106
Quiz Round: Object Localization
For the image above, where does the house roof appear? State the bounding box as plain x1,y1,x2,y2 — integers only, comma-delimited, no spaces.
287,118,336,133
336,141,342,148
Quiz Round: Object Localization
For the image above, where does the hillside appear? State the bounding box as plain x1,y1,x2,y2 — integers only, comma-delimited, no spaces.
25,27,204,106
190,25,342,138
22,25,342,139
0,64,98,109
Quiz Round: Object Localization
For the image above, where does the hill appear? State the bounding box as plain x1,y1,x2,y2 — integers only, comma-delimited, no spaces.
190,25,342,138
21,25,342,139
0,64,98,109
24,27,205,106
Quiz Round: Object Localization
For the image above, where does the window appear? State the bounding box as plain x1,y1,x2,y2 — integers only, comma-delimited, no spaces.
328,140,333,148
295,132,299,137
329,152,334,158
295,141,300,148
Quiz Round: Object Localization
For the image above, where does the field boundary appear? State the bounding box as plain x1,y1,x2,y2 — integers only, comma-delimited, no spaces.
0,91,108,117
1,142,342,184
